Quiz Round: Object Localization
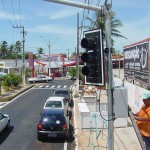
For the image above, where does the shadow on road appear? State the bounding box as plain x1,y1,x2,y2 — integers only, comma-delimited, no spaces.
0,126,14,144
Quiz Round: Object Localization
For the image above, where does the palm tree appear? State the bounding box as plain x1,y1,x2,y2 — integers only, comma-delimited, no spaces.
83,11,127,49
37,47,44,54
0,41,8,58
14,41,22,66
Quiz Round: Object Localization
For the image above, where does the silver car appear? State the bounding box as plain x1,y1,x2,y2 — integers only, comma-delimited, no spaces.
0,112,10,133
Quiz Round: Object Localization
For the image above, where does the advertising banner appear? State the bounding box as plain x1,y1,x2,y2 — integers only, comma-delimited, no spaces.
123,38,150,84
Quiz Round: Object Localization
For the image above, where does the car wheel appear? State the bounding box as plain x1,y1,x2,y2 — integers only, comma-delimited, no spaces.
37,134,42,141
6,120,10,129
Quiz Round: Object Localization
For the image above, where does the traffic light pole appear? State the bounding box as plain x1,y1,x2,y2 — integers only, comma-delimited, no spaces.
76,12,79,96
45,1,114,149
104,4,114,150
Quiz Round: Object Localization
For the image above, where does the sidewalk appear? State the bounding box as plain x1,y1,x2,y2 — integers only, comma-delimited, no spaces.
73,95,142,150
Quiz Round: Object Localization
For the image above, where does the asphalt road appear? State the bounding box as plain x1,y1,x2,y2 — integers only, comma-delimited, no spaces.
0,79,75,150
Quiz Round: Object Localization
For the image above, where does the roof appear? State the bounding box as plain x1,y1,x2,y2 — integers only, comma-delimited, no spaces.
46,96,65,101
42,108,64,115
54,88,70,91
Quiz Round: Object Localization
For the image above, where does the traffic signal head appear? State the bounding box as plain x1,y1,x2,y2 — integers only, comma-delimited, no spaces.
81,38,97,49
81,29,104,86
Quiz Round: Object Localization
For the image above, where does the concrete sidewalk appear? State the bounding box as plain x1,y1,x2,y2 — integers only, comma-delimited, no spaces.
73,96,142,150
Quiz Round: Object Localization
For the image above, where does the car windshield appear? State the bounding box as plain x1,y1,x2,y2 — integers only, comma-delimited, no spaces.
54,90,69,95
41,114,65,124
45,101,62,108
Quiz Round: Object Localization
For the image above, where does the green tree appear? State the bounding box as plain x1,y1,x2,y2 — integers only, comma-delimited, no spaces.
84,11,127,50
37,47,44,54
0,41,9,58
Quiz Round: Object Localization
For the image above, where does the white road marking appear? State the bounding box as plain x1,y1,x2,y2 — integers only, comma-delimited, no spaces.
45,85,49,88
63,85,67,88
63,141,67,150
0,88,33,109
51,85,55,88
57,85,61,88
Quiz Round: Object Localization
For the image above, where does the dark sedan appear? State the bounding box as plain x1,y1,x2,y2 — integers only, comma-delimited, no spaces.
37,109,69,141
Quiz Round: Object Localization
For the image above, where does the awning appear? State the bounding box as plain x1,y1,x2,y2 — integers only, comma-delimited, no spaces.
36,61,46,66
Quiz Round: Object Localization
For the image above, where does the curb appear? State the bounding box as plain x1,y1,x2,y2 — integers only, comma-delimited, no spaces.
0,85,34,102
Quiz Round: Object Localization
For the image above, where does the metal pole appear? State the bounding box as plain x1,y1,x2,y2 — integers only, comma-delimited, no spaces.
76,12,79,96
44,0,101,12
48,39,51,77
22,26,26,85
118,51,120,78
104,4,114,150
67,49,69,60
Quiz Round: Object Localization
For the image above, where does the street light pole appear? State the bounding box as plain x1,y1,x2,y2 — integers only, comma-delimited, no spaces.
40,36,51,77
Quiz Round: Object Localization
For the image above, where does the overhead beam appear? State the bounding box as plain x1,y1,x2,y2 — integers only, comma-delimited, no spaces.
44,0,102,12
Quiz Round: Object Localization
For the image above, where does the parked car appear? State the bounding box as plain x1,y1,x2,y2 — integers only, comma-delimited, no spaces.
37,109,70,141
43,96,68,114
53,88,74,109
28,75,52,83
0,112,10,133
53,88,71,102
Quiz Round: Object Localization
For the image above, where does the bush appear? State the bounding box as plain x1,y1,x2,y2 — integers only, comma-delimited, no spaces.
2,72,22,87
2,75,11,87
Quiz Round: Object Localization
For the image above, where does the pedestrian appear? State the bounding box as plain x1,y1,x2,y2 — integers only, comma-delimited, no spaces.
133,91,150,150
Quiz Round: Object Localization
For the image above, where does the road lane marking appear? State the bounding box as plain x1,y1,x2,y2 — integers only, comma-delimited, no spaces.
51,85,55,88
57,85,61,88
64,141,67,150
63,85,67,88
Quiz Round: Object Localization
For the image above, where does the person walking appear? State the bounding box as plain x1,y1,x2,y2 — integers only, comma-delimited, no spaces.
133,91,150,150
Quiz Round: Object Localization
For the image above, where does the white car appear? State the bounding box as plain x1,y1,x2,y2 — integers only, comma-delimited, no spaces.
0,112,10,133
43,97,68,113
28,75,52,83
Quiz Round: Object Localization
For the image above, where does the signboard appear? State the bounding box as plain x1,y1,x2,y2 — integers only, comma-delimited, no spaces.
123,38,150,84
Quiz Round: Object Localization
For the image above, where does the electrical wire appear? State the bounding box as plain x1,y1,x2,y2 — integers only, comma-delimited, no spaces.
18,0,22,25
1,0,13,27
98,86,115,121
11,0,18,25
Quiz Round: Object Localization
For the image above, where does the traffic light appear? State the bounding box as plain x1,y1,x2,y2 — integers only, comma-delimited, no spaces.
81,29,104,86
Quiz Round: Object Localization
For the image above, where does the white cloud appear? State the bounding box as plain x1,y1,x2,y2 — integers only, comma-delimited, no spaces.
28,24,76,35
37,6,81,20
0,11,24,20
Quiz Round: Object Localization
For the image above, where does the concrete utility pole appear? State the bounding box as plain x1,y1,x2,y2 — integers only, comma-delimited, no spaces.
76,12,79,96
104,4,114,150
45,1,114,149
13,25,26,86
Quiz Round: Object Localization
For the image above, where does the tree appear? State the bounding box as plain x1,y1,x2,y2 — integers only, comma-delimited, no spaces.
0,41,9,58
83,11,127,50
37,47,44,54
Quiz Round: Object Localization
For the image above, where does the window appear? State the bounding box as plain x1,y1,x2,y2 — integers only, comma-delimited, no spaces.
45,101,62,108
41,114,65,124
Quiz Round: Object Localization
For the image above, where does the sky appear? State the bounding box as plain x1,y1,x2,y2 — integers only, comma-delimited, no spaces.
0,0,150,56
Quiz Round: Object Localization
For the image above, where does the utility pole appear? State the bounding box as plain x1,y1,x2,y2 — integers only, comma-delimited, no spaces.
67,49,70,60
13,25,26,86
104,4,114,150
48,39,51,77
76,12,79,96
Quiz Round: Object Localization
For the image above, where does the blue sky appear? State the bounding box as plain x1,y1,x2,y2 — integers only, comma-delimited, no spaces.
0,0,150,55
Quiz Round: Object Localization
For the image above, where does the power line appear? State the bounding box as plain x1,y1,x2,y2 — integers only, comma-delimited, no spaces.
18,0,22,25
10,0,18,25
1,0,13,27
